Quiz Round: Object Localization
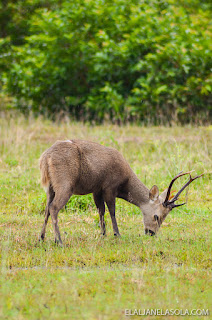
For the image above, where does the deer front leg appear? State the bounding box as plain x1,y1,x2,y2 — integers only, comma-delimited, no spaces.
93,192,106,235
104,191,120,236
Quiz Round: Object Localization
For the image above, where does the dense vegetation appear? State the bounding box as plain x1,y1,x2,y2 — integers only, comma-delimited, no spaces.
0,0,212,123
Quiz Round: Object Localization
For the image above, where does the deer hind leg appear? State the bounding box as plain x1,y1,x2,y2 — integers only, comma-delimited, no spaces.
104,190,120,236
93,192,106,235
40,184,55,241
49,186,72,246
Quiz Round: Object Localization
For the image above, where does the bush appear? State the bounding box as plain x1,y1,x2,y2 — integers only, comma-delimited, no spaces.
1,0,212,123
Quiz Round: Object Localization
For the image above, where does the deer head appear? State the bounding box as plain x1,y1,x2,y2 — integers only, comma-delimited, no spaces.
142,171,203,235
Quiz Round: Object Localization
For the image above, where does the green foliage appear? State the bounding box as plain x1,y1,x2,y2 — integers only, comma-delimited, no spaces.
66,194,95,213
1,0,212,122
0,0,61,44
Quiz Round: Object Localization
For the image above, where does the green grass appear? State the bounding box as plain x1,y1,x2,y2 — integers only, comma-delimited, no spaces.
0,114,212,319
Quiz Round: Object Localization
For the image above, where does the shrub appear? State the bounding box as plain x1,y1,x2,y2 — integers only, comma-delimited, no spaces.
1,0,212,123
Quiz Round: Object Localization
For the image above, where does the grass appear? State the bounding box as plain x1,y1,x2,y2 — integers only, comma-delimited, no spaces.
0,114,212,319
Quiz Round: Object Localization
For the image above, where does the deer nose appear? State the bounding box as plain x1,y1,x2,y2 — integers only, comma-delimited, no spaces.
145,228,155,236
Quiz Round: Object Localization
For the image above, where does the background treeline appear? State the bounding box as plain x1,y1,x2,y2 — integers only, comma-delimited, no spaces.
0,0,211,124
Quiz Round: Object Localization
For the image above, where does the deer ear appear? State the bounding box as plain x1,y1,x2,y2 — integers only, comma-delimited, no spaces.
149,185,159,201
160,188,168,202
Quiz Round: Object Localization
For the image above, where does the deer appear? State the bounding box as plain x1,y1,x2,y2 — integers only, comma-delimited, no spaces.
39,139,203,245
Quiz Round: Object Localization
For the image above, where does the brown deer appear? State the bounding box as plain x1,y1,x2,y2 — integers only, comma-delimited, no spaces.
39,139,203,245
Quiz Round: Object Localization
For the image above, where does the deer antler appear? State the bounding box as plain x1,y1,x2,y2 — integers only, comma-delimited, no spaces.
163,171,203,209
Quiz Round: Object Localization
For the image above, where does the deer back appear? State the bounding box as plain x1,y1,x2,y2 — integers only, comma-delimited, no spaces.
40,140,131,195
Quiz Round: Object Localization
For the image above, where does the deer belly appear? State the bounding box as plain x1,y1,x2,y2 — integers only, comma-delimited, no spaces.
73,176,104,195
73,183,95,195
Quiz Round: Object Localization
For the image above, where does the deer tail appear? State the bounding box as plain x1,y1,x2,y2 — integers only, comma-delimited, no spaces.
39,154,50,190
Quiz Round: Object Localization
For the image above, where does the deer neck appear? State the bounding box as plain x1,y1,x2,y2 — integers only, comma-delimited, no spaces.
126,172,150,208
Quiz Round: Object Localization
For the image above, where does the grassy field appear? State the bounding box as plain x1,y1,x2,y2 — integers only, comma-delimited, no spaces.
0,114,211,319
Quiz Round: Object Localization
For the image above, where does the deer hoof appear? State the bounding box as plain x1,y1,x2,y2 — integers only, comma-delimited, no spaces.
55,239,63,247
114,233,121,237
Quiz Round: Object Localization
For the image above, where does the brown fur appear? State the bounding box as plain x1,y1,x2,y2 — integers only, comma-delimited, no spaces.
39,140,178,245
39,155,50,188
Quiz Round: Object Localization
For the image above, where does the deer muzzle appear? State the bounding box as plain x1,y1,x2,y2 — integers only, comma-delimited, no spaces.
145,228,155,236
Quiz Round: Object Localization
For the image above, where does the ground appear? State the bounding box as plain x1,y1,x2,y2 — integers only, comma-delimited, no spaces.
0,114,211,319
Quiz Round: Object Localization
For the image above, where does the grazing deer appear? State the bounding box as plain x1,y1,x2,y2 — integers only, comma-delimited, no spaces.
39,140,202,245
